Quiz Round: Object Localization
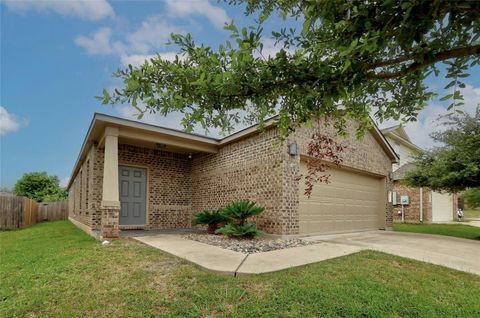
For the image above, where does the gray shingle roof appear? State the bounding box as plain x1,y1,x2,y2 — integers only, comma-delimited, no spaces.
393,163,417,180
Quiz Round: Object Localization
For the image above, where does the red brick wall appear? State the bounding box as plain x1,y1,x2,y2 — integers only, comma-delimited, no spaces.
69,120,393,235
392,182,433,223
69,145,96,227
118,144,192,229
191,122,393,235
191,128,288,234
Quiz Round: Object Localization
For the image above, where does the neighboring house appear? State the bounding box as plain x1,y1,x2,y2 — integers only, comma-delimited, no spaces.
67,113,398,238
381,125,457,223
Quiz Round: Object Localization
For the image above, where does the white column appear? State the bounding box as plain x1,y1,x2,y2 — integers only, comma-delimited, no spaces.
101,126,120,207
419,187,423,223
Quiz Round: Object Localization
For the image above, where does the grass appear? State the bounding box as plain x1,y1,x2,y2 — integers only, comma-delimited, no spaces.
393,223,480,240
464,208,480,219
1,221,479,317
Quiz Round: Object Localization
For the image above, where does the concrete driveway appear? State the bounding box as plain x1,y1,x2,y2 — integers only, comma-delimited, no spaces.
304,231,480,276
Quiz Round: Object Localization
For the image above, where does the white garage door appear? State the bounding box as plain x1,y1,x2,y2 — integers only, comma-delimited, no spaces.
431,192,454,222
299,162,385,235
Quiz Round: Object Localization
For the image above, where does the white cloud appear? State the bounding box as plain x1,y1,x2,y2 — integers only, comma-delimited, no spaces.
74,2,229,67
259,38,281,58
254,38,295,59
59,177,70,188
0,106,27,136
119,54,156,67
378,84,480,149
115,104,185,130
2,0,114,20
75,16,183,67
114,103,249,138
165,0,230,29
119,52,180,67
75,27,124,56
125,16,180,54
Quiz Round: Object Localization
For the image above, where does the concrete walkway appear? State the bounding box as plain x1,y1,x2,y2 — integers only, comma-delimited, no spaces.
437,221,480,227
133,231,480,276
468,221,480,227
133,234,364,275
134,234,246,274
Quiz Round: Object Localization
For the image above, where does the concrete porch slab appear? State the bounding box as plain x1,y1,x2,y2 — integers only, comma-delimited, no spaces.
121,228,200,237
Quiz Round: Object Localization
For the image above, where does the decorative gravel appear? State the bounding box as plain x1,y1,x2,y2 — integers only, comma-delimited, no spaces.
182,233,314,254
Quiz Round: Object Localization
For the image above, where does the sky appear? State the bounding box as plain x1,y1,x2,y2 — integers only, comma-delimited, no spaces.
1,0,479,189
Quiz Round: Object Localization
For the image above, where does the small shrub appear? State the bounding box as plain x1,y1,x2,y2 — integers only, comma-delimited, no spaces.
215,222,261,238
191,210,230,234
215,200,265,238
221,200,264,226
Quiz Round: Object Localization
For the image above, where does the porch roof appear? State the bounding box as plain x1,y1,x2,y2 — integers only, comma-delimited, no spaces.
67,113,398,189
66,113,221,189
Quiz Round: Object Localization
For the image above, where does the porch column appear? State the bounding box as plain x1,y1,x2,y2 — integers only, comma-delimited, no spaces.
100,126,120,239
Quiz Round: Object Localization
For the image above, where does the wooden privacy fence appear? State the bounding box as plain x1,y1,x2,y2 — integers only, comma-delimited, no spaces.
38,201,68,222
0,195,68,229
0,196,38,229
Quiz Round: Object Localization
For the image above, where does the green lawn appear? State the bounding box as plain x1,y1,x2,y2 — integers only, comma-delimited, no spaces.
393,223,480,240
1,221,480,317
464,208,480,219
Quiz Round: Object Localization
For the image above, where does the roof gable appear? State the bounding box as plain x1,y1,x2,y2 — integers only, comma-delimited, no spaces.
381,124,423,152
381,125,411,142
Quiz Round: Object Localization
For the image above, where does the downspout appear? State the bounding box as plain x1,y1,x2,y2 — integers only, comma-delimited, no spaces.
419,187,423,223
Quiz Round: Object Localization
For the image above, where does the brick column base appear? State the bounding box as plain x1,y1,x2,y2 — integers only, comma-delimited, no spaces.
101,206,120,239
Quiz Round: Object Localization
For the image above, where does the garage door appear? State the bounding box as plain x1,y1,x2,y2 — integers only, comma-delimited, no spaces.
299,162,384,235
431,192,454,222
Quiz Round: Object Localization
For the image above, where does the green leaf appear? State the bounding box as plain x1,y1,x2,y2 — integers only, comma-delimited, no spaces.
440,94,453,101
242,27,247,37
444,80,457,89
302,19,312,34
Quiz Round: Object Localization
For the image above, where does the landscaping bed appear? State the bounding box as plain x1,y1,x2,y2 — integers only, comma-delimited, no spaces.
182,233,314,253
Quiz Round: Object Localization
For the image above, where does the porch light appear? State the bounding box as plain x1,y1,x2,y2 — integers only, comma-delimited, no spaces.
288,142,298,156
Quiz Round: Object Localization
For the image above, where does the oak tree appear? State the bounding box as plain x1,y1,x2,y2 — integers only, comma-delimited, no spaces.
100,0,479,138
403,106,480,193
14,172,67,202
100,0,479,193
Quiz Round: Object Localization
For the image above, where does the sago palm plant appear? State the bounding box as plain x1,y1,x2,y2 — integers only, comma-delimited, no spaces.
191,209,230,234
220,200,265,225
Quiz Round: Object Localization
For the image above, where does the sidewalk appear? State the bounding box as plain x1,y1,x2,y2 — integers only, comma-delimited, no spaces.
468,220,480,227
438,220,480,227
133,234,363,276
133,230,480,276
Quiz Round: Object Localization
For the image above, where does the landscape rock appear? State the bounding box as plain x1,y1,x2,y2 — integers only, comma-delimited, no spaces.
182,233,314,253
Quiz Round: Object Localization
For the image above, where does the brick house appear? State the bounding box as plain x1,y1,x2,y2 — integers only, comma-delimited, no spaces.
67,113,398,238
381,125,457,223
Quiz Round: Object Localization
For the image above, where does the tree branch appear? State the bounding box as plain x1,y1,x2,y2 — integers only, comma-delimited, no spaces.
372,55,413,68
367,45,480,80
